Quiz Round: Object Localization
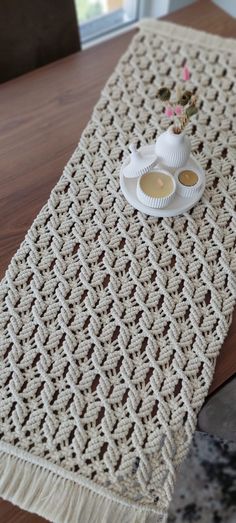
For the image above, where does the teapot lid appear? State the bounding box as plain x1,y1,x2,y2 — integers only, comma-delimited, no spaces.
122,144,158,178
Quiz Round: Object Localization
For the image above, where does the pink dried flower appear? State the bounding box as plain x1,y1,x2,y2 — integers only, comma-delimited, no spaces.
165,106,174,118
182,65,190,81
175,105,183,115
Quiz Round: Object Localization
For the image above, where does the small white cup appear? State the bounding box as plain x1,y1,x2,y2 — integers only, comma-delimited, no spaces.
176,168,202,198
137,169,176,209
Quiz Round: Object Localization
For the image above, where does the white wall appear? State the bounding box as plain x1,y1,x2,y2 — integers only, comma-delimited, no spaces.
213,0,236,17
139,0,197,19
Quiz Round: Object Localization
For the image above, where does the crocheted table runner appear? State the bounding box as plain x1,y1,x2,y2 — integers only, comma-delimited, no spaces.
1,20,236,523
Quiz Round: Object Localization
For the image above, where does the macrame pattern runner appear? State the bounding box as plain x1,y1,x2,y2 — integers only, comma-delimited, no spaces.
1,19,236,523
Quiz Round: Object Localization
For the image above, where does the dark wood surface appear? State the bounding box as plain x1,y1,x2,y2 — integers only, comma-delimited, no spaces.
0,1,235,521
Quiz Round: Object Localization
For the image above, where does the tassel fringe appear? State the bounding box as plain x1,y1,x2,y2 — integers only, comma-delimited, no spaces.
139,19,236,53
0,448,165,523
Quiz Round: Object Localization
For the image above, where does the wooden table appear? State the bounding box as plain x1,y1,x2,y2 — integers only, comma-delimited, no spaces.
0,1,235,520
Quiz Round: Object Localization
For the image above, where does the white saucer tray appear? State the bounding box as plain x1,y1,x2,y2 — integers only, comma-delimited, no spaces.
120,143,205,218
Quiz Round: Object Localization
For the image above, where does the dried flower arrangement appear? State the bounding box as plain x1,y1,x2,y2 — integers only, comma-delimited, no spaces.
157,65,198,134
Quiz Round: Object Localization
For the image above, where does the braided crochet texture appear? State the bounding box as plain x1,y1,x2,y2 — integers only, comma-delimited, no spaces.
0,20,236,523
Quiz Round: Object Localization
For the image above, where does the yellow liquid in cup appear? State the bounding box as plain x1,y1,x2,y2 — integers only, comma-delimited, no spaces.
140,172,174,198
178,170,198,187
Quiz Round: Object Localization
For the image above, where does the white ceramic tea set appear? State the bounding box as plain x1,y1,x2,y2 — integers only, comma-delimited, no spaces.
120,126,205,217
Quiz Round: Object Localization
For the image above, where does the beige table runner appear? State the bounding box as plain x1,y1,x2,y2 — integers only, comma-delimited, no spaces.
0,20,236,523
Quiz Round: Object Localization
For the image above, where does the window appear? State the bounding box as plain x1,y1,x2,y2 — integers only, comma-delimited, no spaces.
75,0,139,44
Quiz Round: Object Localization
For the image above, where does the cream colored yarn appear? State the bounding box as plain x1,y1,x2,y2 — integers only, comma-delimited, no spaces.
0,20,236,523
